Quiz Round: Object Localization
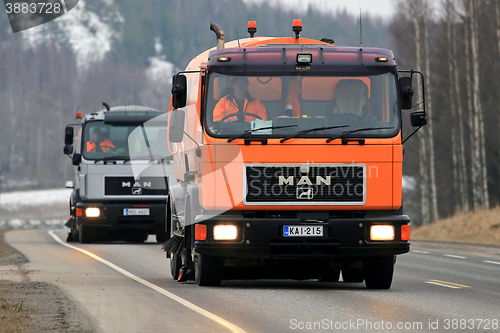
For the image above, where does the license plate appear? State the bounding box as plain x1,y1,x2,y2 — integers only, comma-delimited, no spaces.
123,208,150,216
283,225,323,237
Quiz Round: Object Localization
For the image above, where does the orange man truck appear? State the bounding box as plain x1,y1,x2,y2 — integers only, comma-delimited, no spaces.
165,20,427,288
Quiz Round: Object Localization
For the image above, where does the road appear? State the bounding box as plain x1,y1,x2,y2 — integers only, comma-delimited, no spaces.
4,229,500,333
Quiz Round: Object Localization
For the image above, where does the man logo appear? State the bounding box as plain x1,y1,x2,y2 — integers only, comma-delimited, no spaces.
296,187,313,200
123,181,152,188
132,187,142,195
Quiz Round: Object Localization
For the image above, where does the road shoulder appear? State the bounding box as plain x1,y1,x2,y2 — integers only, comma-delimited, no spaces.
0,229,93,333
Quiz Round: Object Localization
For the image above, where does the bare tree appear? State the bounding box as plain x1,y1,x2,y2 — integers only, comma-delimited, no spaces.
444,0,469,212
422,0,439,222
409,0,431,224
466,0,489,210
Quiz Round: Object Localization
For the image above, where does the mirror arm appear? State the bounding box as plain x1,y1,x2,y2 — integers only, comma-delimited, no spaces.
402,126,423,145
183,131,202,157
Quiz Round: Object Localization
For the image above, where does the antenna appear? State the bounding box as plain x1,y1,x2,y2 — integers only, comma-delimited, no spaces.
359,2,363,50
236,28,241,47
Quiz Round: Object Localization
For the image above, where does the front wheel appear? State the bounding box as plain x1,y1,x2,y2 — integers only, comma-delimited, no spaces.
170,252,182,280
364,256,395,289
195,254,223,286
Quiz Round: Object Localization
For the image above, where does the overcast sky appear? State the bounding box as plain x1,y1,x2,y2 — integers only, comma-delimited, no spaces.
244,0,395,18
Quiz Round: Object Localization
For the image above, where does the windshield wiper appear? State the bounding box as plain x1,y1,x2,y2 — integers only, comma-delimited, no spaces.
280,125,350,143
325,127,394,143
93,156,129,163
227,125,298,143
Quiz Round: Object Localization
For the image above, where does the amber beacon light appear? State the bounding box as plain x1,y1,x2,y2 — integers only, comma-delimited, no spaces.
248,21,257,37
292,19,302,40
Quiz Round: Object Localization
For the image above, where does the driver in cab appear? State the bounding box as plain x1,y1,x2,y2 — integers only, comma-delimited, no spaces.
86,128,115,152
213,77,267,122
329,79,376,123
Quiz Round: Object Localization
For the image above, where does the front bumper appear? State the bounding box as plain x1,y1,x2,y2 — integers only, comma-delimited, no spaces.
194,215,410,259
75,201,166,231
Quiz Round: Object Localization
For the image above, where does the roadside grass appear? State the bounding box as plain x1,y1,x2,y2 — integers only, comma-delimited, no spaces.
411,207,500,246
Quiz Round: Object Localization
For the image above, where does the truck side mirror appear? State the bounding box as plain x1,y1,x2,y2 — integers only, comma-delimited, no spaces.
399,76,414,110
72,153,81,166
64,145,74,155
410,111,427,127
169,110,185,143
171,74,187,109
65,126,74,145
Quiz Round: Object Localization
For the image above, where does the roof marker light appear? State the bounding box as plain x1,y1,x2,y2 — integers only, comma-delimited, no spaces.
217,56,231,62
375,57,388,62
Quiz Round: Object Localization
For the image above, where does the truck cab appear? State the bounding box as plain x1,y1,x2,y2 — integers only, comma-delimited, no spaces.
166,21,426,288
64,105,176,243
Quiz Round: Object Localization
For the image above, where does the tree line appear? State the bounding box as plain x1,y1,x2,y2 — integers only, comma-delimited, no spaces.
391,0,500,224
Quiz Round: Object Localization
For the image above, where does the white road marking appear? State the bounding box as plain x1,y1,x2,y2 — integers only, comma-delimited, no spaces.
412,250,430,254
426,279,471,289
444,254,467,259
425,281,462,289
48,230,246,333
484,260,500,266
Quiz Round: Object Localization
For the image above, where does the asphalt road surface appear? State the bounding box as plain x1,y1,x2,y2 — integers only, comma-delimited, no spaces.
4,229,500,333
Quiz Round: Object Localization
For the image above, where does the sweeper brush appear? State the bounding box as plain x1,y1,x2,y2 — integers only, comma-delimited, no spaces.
162,229,184,254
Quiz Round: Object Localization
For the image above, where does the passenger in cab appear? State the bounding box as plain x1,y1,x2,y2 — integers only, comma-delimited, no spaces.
329,79,376,123
86,128,115,152
213,77,267,121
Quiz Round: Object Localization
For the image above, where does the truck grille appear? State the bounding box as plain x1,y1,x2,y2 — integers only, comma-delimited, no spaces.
104,177,168,196
244,164,365,205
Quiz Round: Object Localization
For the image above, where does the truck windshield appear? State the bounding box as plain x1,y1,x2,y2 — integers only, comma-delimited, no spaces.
205,72,399,140
82,121,172,161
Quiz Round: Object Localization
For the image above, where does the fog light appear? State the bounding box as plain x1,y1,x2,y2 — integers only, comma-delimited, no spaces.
213,225,238,240
85,207,100,217
370,225,395,241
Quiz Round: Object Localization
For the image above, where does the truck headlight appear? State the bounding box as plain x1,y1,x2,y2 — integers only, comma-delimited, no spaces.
370,225,394,241
213,225,238,240
85,207,100,217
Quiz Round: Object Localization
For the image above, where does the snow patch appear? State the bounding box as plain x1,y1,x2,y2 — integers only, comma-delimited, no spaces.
0,188,72,211
22,0,122,69
403,175,417,191
147,57,175,83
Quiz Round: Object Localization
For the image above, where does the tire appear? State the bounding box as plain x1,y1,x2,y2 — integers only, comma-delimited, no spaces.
341,261,364,283
318,267,340,282
364,256,395,290
170,252,182,280
78,225,95,244
195,254,223,287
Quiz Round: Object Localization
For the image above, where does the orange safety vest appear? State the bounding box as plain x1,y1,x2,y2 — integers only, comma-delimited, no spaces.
86,139,115,152
213,96,267,121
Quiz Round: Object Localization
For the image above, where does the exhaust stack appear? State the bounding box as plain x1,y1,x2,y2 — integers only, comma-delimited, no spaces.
210,22,225,49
